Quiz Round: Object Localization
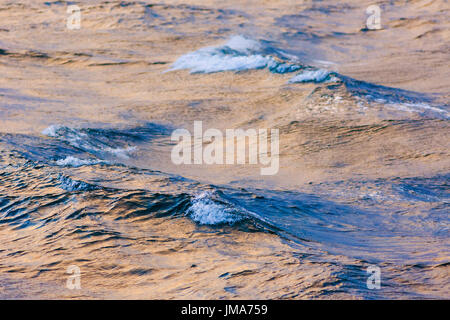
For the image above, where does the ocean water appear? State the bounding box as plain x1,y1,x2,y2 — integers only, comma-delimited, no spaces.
0,0,449,299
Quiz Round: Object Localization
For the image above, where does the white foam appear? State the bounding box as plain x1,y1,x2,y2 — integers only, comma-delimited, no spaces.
288,69,331,83
56,156,104,167
224,35,262,53
186,192,243,225
104,146,137,159
42,125,87,142
42,125,62,137
172,53,274,74
367,100,449,118
390,102,449,117
168,35,278,74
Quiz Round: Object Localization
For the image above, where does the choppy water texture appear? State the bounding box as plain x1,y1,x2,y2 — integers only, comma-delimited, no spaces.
0,0,449,299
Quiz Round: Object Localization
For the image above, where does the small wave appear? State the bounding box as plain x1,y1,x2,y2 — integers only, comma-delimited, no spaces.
55,156,105,167
42,125,137,159
168,35,301,74
169,36,447,118
186,191,244,225
57,174,98,192
41,124,65,137
168,35,345,85
288,68,337,83
168,36,276,73
103,146,137,159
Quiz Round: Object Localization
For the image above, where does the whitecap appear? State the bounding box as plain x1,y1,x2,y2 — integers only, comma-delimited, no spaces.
167,35,291,74
41,125,87,144
186,191,243,225
56,156,104,167
222,35,262,53
288,69,333,83
103,146,137,159
41,124,63,137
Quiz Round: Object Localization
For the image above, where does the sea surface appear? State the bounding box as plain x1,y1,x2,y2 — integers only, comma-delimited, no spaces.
0,0,449,299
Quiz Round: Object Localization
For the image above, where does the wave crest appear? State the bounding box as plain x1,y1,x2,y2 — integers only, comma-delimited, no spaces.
186,191,244,225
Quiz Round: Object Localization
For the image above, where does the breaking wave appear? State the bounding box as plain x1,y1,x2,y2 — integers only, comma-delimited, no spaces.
168,35,448,118
55,156,106,167
186,191,244,225
168,35,317,80
42,125,138,159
